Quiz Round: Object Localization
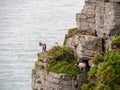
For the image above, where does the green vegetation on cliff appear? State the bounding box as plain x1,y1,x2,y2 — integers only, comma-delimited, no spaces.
63,27,94,45
47,46,81,76
48,61,80,76
92,55,104,65
112,34,120,43
111,34,120,50
82,51,120,90
64,28,80,45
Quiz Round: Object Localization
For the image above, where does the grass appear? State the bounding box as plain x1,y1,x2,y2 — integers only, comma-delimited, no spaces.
92,55,104,64
112,33,120,43
47,46,81,76
48,46,76,64
88,66,98,77
111,35,120,50
112,35,120,43
47,61,81,77
63,27,94,45
67,28,80,38
64,28,80,45
82,51,120,90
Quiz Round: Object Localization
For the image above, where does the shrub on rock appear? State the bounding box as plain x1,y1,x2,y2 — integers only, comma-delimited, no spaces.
82,51,120,90
47,46,81,76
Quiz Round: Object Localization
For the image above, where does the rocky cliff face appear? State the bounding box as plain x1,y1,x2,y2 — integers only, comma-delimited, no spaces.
76,0,120,37
32,53,87,90
66,0,120,60
32,0,120,90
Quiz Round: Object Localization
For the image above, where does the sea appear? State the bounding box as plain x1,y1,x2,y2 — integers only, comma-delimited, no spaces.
0,0,84,90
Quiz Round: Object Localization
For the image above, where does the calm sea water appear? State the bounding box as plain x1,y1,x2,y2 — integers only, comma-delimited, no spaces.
0,0,84,90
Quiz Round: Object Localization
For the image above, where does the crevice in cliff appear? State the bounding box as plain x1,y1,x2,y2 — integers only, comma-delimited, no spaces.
101,38,106,53
83,60,90,72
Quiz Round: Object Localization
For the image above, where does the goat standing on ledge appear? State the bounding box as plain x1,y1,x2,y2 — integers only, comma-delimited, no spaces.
39,42,46,52
78,62,86,73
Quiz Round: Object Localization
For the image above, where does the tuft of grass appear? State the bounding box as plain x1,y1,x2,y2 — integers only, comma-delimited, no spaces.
63,28,93,45
67,28,80,36
47,61,81,77
47,46,81,76
95,83,113,90
82,51,120,90
92,55,104,64
88,66,98,77
111,35,120,50
112,35,120,43
48,46,76,64
64,28,80,45
82,82,96,90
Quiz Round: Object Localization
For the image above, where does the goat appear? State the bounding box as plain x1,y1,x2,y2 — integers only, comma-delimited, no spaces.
39,42,46,52
78,62,86,72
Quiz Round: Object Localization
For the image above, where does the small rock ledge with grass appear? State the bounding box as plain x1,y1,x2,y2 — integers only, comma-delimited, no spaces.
32,0,120,90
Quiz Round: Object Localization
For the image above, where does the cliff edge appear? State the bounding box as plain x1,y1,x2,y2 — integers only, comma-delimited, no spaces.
32,0,120,90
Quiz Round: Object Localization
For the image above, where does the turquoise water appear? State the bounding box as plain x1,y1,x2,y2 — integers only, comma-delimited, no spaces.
0,0,84,90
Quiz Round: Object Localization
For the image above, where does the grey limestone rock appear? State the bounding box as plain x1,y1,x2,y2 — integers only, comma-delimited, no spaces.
96,2,120,37
45,72,73,90
109,0,120,3
76,2,96,34
76,0,120,37
66,35,102,60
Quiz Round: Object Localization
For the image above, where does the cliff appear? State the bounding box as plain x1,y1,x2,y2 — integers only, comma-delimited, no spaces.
32,47,87,90
32,0,120,90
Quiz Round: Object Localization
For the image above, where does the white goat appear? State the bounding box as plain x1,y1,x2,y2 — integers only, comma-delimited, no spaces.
78,62,86,72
